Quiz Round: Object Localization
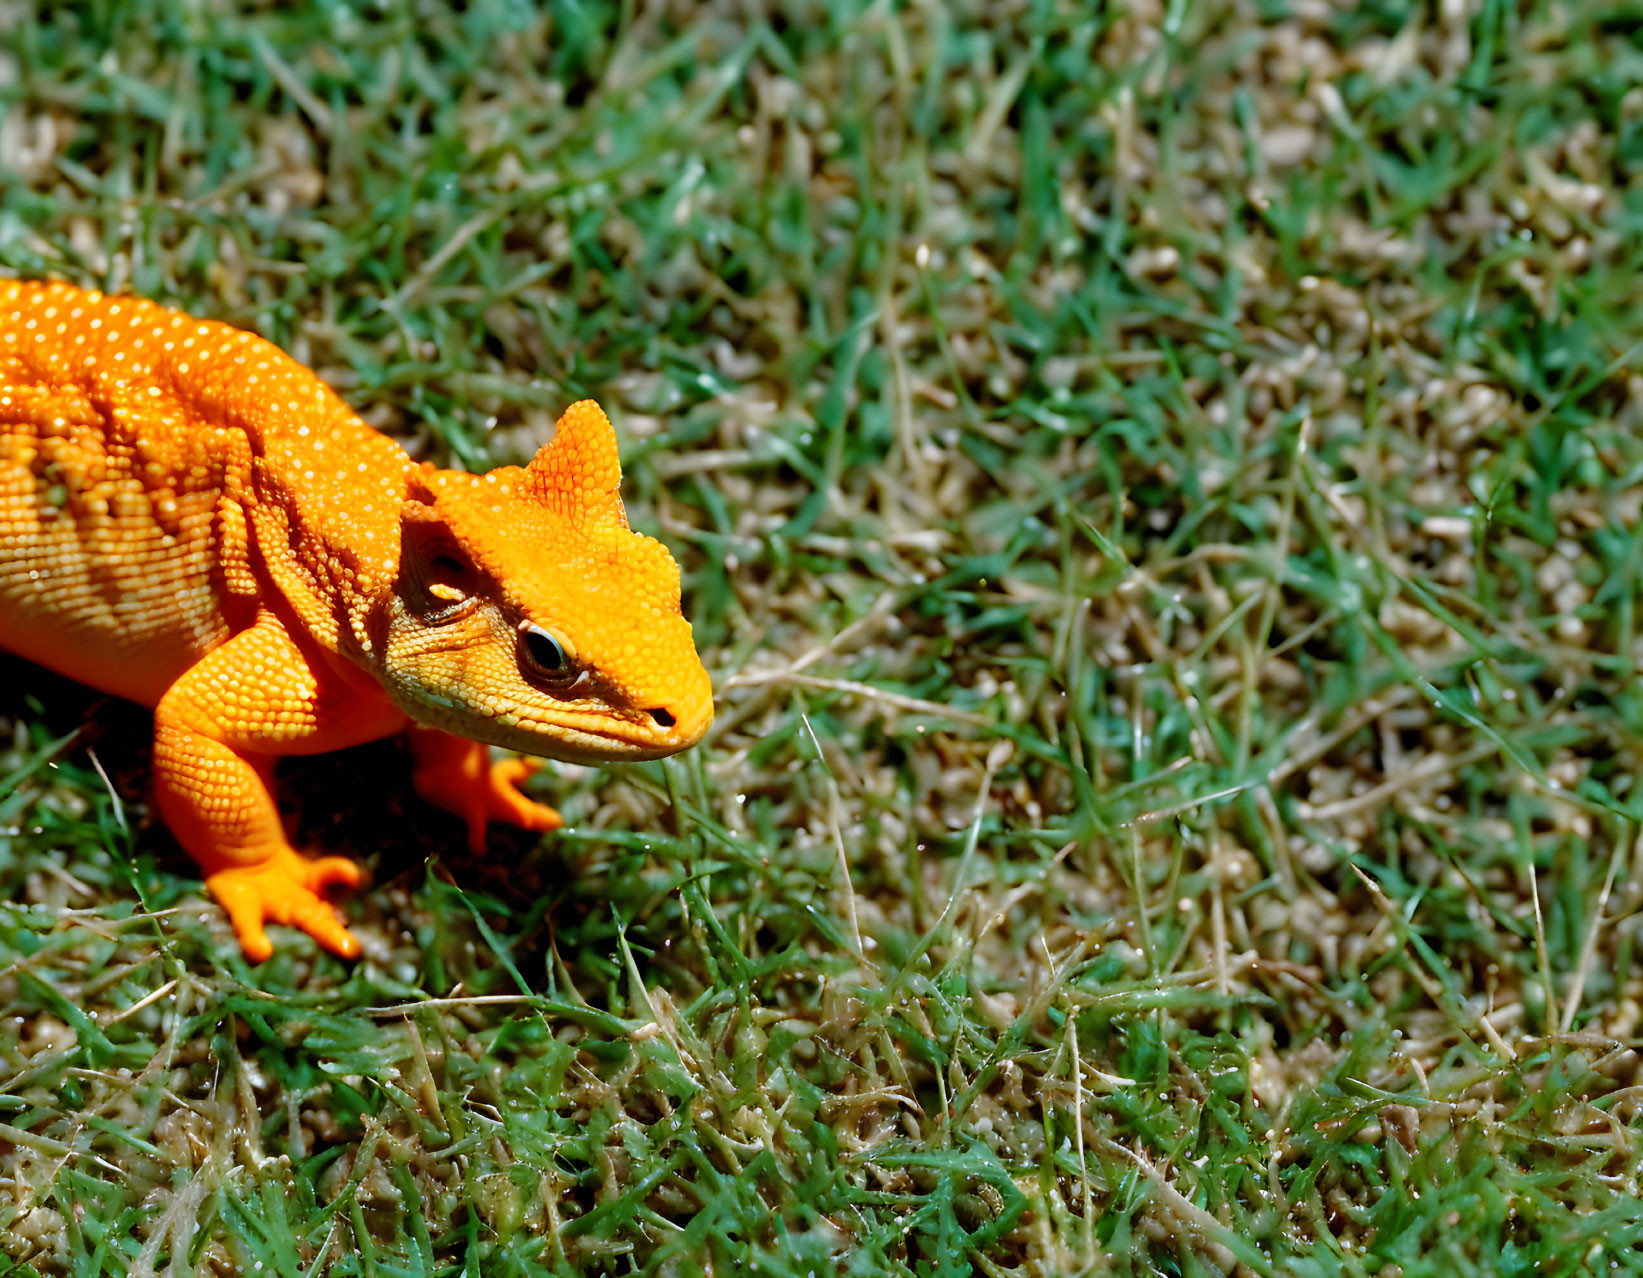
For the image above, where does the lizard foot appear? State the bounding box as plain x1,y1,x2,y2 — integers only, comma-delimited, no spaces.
480,758,565,850
205,849,364,963
412,745,564,854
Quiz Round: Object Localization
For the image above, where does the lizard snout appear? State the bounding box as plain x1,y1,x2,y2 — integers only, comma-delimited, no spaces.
643,693,712,750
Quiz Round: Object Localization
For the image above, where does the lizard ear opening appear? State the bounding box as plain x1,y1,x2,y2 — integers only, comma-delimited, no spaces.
523,399,629,529
399,518,483,618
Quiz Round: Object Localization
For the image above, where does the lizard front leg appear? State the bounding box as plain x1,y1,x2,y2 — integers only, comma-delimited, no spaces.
153,612,406,961
408,729,563,855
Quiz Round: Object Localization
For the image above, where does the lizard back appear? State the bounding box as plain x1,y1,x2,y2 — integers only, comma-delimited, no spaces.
0,280,407,707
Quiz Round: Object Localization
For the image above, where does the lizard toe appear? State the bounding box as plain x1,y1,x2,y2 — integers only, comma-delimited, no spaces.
287,894,362,960
462,761,562,853
215,883,276,965
486,760,563,836
205,848,364,962
305,855,365,894
491,757,540,786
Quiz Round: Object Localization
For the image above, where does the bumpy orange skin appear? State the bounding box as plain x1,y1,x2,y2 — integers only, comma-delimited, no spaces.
0,279,712,961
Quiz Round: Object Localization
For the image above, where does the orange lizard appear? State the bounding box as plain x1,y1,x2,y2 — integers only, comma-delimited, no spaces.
0,279,712,961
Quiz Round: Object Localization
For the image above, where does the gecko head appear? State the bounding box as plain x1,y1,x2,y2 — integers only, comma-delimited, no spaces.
378,400,713,763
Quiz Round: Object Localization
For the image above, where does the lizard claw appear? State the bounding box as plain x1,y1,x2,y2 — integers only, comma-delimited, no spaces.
205,849,364,963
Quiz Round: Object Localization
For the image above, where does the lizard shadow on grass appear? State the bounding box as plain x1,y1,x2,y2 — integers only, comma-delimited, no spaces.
0,653,560,942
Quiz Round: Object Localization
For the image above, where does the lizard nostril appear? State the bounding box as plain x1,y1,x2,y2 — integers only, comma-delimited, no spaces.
648,707,677,729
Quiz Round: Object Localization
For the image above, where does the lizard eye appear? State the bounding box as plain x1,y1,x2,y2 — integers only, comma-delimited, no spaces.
525,628,564,671
519,623,579,685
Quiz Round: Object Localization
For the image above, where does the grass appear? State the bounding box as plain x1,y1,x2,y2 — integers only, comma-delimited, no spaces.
1,0,1642,1272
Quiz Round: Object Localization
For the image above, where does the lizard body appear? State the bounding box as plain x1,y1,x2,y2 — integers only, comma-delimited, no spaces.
0,279,712,960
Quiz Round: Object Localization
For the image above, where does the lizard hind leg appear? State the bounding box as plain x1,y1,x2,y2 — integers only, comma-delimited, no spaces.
408,729,564,855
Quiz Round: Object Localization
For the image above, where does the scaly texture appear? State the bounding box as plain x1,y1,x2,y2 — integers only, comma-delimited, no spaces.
0,279,713,960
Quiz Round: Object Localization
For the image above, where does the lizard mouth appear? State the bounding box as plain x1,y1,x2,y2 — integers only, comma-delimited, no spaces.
396,690,711,764
501,706,708,763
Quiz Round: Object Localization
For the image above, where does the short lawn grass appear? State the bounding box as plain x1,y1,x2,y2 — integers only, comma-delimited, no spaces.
2,0,1642,1273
